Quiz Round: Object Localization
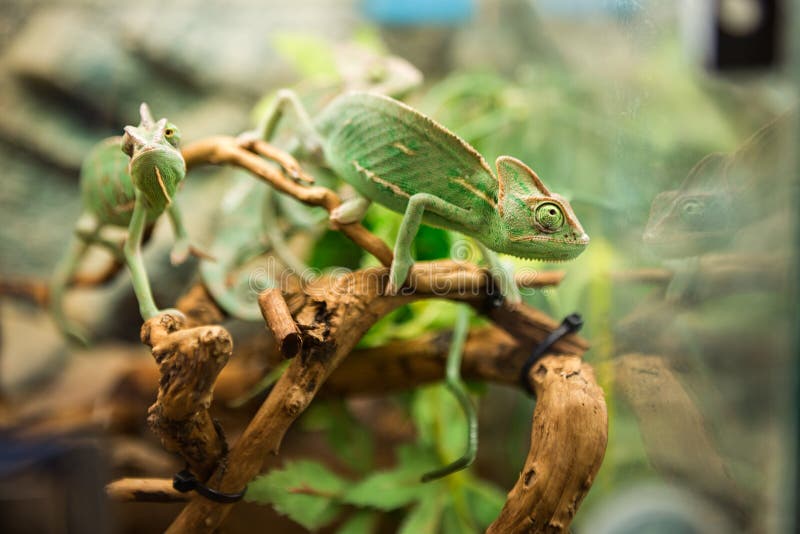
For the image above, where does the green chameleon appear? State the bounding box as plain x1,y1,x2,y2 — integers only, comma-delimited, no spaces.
256,91,589,298
50,104,190,344
254,90,589,479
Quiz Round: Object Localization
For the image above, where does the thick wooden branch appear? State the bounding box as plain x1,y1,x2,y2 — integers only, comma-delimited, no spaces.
488,355,607,533
165,261,594,533
142,312,233,482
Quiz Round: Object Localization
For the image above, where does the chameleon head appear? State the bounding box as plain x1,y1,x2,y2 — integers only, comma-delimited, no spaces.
121,103,186,212
493,156,589,261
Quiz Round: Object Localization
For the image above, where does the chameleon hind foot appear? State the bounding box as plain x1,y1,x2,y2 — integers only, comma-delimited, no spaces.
386,250,414,296
474,241,521,304
330,196,372,226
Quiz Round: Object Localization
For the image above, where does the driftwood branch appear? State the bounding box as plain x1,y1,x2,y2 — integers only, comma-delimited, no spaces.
162,260,599,533
103,137,609,533
488,355,607,533
614,353,752,526
141,313,233,482
612,252,789,296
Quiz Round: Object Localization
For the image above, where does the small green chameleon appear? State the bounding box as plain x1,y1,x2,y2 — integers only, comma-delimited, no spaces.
201,50,423,320
50,104,191,344
254,90,589,479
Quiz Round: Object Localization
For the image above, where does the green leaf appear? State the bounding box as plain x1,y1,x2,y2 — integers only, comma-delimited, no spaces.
301,401,375,473
441,500,479,534
246,461,348,530
352,25,387,53
342,445,439,510
463,477,506,529
308,229,364,270
398,492,446,534
336,510,380,534
412,384,468,461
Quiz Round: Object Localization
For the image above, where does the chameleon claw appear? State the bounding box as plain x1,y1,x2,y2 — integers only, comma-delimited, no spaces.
62,323,91,347
387,258,413,296
235,130,260,146
170,239,191,265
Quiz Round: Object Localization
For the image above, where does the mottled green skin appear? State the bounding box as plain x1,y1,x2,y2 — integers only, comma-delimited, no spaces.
80,137,159,227
50,105,188,344
315,92,589,261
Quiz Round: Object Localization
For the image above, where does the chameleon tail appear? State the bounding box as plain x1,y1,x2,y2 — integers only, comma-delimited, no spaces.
261,187,313,280
421,305,478,482
200,243,275,321
49,218,95,346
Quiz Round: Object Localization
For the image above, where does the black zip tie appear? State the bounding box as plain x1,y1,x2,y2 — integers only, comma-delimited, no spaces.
520,313,584,394
172,469,246,504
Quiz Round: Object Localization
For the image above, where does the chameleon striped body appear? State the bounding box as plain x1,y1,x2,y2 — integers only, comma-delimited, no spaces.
315,92,589,263
316,94,498,233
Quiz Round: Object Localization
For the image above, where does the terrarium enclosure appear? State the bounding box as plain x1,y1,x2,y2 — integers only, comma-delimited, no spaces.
0,1,797,533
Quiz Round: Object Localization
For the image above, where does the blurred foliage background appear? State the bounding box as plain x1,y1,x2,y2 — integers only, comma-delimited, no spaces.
0,0,797,532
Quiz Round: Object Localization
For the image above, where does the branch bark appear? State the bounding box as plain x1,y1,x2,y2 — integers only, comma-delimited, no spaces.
164,261,596,533
142,313,233,482
106,478,189,503
487,355,607,533
182,136,394,267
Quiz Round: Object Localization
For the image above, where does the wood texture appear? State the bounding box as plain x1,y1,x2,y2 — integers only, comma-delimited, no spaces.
258,288,302,358
142,312,232,482
488,356,607,533
106,478,188,503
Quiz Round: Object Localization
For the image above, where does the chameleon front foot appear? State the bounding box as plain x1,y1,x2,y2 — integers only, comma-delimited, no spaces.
386,252,414,296
329,196,372,226
148,308,188,324
493,262,522,305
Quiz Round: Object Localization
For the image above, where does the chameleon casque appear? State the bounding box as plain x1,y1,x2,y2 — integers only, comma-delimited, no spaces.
253,90,589,479
50,104,190,344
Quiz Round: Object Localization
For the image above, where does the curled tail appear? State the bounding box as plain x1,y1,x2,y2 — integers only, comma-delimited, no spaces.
199,244,271,322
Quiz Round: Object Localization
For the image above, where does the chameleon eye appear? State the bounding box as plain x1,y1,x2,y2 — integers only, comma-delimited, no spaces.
534,202,564,232
679,198,705,223
163,124,181,148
